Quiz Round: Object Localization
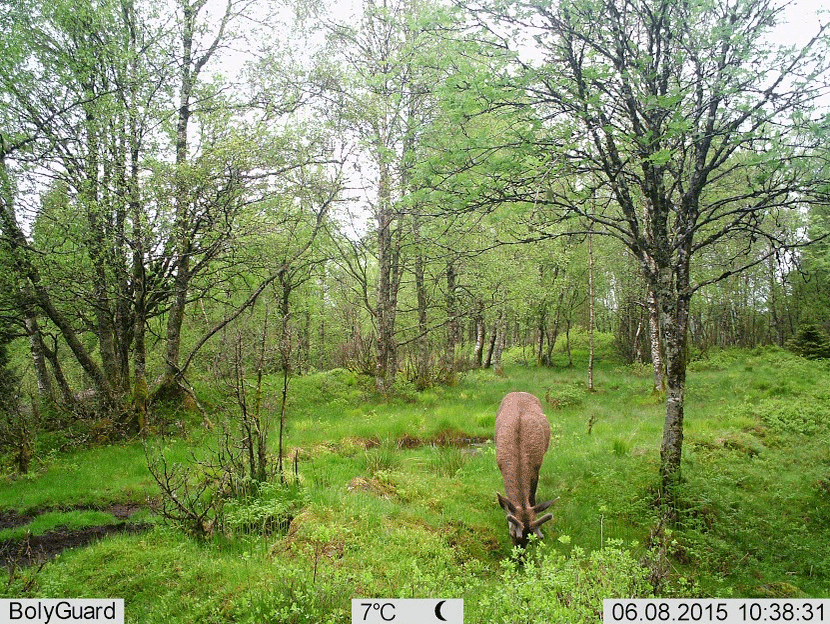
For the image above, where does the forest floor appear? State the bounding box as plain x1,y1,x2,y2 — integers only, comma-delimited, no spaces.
1,345,829,622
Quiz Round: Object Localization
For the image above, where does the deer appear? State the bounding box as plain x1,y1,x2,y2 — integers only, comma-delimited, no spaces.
495,391,558,547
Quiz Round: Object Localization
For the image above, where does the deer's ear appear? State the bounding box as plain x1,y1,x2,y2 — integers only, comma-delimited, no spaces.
497,492,516,513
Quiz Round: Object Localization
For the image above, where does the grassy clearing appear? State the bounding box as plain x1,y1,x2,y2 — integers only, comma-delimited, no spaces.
0,440,193,513
2,345,829,621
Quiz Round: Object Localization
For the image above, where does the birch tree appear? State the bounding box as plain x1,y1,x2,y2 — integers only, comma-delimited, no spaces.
459,0,830,513
0,0,170,418
322,0,454,393
159,0,252,400
1,0,337,425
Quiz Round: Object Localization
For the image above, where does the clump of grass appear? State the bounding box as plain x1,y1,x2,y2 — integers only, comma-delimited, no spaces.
363,439,400,476
612,439,629,457
428,445,469,477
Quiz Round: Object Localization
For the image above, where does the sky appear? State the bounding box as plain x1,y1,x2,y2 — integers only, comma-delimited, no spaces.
769,0,828,46
220,0,830,236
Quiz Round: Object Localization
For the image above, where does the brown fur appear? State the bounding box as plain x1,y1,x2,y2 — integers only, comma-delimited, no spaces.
495,392,558,547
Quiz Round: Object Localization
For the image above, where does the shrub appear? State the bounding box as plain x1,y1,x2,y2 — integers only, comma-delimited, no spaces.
544,384,584,409
688,348,749,371
290,368,367,412
746,398,827,436
223,480,308,536
475,540,652,623
145,443,227,539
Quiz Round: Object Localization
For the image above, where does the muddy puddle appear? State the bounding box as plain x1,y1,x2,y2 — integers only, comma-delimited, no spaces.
0,505,152,569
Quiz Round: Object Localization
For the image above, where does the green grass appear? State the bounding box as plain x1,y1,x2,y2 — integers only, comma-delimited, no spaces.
680,348,830,596
1,438,193,513
2,345,830,621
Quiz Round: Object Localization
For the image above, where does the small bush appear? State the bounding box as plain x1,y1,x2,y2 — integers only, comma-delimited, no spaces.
290,368,367,412
145,444,227,539
223,481,307,536
688,348,749,371
746,398,828,436
476,540,652,623
545,384,584,409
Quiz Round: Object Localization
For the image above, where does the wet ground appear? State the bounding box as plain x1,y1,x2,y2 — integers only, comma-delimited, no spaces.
0,504,151,569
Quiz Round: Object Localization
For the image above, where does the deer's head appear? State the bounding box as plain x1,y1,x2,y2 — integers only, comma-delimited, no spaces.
498,493,557,548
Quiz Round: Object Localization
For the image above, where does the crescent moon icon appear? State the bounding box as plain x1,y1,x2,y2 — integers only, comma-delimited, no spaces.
434,600,447,621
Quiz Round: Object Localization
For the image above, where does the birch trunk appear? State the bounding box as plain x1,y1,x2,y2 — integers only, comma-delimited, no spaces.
587,225,595,391
414,237,430,389
655,265,691,515
161,0,232,398
444,262,458,376
647,285,665,393
473,307,485,369
375,157,398,395
162,0,195,394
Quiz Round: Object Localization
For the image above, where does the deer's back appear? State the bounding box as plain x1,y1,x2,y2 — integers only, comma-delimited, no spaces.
495,392,550,489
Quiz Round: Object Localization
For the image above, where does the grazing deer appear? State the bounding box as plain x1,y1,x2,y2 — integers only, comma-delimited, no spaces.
495,391,558,547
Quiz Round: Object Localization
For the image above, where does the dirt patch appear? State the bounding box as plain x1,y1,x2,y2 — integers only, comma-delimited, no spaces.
1,522,151,568
394,430,491,450
106,503,144,520
0,511,35,531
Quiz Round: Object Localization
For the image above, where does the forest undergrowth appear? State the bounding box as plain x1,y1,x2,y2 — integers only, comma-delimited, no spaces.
2,346,829,622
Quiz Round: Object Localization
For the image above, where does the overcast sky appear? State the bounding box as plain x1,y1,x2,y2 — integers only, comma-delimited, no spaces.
770,0,828,46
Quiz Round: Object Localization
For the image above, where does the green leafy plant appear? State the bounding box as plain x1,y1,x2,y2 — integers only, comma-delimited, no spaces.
223,480,307,536
475,540,653,623
544,384,584,409
745,398,827,436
